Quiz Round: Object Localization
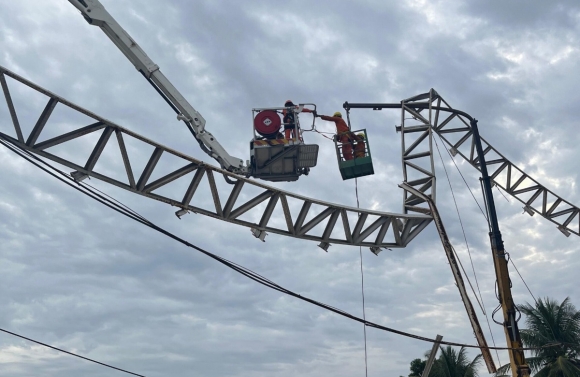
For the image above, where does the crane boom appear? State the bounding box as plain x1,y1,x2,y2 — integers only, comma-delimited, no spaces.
470,119,530,377
67,0,247,174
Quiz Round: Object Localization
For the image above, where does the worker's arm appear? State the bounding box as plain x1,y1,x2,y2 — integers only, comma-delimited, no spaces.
320,115,340,122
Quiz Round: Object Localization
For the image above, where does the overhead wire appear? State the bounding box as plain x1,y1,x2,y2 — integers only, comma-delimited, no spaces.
350,108,369,376
355,177,369,377
0,328,145,377
0,136,569,354
495,185,511,203
437,136,489,223
433,135,540,341
433,134,503,366
433,135,487,311
505,250,537,305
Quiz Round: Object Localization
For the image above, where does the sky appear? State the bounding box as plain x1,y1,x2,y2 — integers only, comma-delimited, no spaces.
1,1,580,376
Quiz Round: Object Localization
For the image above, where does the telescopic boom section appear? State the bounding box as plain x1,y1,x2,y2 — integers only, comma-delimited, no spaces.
471,119,530,377
68,0,246,174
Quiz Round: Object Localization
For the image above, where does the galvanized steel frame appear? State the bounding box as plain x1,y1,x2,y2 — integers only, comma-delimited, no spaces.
344,93,580,238
430,99,580,237
400,89,438,216
0,65,431,249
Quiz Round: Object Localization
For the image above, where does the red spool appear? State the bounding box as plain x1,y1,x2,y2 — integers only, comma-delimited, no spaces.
254,110,281,137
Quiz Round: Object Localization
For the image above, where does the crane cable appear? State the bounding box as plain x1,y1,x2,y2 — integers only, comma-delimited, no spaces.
0,137,570,353
433,135,487,311
506,251,537,304
355,177,369,377
433,134,503,366
435,134,556,356
348,108,369,376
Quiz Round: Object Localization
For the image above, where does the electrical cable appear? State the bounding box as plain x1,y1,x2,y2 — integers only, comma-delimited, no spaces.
433,135,486,312
0,137,569,353
355,177,369,377
349,106,368,375
433,134,503,365
505,250,537,305
0,328,145,376
437,135,489,223
313,129,336,141
495,185,511,203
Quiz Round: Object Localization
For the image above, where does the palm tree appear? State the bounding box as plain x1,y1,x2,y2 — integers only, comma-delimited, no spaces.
495,297,580,377
430,346,482,377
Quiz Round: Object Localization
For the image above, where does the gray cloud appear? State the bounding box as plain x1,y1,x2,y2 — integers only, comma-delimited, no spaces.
1,1,580,376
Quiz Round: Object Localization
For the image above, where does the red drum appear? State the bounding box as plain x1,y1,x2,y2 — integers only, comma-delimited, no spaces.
254,110,281,138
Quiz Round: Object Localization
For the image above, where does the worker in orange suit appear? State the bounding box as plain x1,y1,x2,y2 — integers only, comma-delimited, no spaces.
318,111,354,160
283,100,313,140
353,132,366,158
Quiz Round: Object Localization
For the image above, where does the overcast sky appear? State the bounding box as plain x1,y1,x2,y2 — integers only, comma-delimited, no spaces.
1,1,580,376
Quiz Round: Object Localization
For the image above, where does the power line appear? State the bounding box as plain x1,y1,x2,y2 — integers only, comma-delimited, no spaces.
0,137,567,353
355,177,369,377
0,328,145,377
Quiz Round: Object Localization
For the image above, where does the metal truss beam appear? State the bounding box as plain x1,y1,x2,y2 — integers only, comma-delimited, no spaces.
428,100,580,237
345,95,580,238
0,65,431,249
398,91,438,217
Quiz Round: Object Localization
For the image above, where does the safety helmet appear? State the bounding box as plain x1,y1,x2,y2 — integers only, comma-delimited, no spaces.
333,111,342,117
285,100,295,107
357,133,365,138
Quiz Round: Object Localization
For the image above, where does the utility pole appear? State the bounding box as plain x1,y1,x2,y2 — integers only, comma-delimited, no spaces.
423,335,443,377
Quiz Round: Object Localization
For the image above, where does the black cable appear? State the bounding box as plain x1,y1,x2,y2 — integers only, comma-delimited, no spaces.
433,135,503,366
505,250,537,304
0,137,570,353
437,134,489,222
0,328,145,377
355,177,368,377
495,185,511,203
433,135,486,313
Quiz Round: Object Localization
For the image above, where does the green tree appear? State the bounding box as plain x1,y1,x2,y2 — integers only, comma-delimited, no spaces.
407,346,481,377
409,358,426,376
431,346,482,377
495,297,580,377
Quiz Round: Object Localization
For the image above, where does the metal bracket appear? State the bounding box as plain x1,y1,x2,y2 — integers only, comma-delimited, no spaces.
70,171,89,182
175,208,189,219
522,205,534,216
251,228,267,242
557,225,571,237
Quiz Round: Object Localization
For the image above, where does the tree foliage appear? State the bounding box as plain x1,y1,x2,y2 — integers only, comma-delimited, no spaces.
495,297,580,377
407,346,481,377
409,358,426,377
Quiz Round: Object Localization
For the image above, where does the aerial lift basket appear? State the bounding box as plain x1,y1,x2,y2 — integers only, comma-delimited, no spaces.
334,128,374,180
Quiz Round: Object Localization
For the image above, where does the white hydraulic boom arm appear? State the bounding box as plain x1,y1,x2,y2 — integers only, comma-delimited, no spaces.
68,0,247,174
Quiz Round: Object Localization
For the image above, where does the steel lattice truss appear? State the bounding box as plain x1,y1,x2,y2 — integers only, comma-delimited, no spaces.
0,65,432,249
430,100,580,237
2,64,577,252
399,89,438,216
345,89,580,241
